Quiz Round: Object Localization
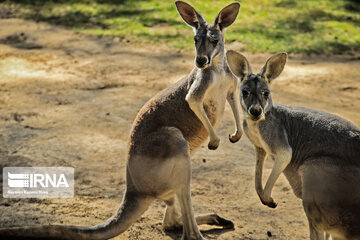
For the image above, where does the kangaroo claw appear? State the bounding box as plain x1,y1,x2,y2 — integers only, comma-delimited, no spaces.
208,137,220,150
229,131,242,143
260,196,277,209
213,215,234,229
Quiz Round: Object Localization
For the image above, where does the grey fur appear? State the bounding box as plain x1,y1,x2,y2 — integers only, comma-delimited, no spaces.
227,50,360,240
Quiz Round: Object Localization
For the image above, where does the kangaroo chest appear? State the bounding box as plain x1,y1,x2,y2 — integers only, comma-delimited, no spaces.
244,120,269,150
244,119,303,198
203,72,231,126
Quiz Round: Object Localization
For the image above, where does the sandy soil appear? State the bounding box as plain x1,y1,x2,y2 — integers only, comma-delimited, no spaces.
0,18,359,240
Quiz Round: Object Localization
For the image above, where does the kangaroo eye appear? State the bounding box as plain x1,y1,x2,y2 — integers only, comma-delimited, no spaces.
242,90,250,97
210,38,218,44
262,91,270,97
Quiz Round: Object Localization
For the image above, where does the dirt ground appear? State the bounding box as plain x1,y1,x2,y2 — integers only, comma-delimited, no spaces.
0,18,359,240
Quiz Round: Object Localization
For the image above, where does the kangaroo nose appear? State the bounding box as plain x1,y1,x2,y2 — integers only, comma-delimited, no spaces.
196,56,208,68
249,106,262,118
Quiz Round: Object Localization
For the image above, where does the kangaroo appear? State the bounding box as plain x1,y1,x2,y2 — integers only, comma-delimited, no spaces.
226,50,360,240
0,2,242,240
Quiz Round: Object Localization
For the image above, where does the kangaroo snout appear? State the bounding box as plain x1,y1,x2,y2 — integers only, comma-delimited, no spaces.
196,56,209,68
248,105,264,121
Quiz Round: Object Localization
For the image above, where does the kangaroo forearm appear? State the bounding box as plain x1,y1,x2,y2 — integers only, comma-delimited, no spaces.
227,91,242,134
263,150,292,200
255,147,266,196
188,100,216,137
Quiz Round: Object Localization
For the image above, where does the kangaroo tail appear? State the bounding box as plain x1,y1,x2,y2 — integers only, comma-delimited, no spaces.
0,192,153,240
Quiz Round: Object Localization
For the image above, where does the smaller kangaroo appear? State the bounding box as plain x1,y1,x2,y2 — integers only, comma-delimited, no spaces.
226,50,360,240
0,2,241,240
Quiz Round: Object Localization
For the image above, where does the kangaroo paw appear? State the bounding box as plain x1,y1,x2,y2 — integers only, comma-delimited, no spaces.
208,136,220,150
211,214,234,229
260,197,277,208
229,131,242,143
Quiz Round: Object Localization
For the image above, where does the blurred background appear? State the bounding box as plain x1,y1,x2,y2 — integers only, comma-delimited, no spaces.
1,0,360,54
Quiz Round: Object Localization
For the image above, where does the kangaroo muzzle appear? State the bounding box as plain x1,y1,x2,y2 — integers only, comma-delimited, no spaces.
196,56,209,68
248,105,264,121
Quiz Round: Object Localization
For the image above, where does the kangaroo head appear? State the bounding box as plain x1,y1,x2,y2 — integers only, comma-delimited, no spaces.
226,50,287,121
175,1,240,69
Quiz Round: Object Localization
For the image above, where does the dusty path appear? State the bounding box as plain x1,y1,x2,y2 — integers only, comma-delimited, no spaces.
0,19,359,240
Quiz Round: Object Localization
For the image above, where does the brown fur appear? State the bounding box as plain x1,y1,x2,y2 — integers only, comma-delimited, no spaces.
129,71,224,157
129,75,209,156
0,2,241,240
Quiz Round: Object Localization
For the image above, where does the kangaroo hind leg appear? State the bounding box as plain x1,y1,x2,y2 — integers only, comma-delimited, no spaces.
163,197,183,231
163,196,234,232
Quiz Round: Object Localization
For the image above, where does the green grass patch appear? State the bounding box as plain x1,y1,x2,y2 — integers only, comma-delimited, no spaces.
2,0,360,54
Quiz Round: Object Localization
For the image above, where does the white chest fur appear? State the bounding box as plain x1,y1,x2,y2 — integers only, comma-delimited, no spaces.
203,71,231,123
244,119,271,152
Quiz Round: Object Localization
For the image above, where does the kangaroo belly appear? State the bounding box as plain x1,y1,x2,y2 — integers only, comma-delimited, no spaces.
185,99,225,152
203,80,228,127
301,160,360,237
203,99,224,126
283,166,302,199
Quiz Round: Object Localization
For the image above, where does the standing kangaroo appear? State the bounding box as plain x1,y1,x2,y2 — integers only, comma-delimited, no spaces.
226,50,360,240
0,2,242,240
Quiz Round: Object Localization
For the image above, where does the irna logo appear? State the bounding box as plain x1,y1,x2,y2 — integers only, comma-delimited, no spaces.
3,167,74,198
8,172,69,188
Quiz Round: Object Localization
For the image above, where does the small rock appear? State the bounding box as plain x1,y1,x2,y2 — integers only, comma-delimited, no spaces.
340,86,357,91
13,113,24,122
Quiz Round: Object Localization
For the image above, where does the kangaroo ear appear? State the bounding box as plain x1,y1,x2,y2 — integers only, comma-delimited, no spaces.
260,53,287,83
214,3,240,31
175,1,205,29
226,50,251,81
